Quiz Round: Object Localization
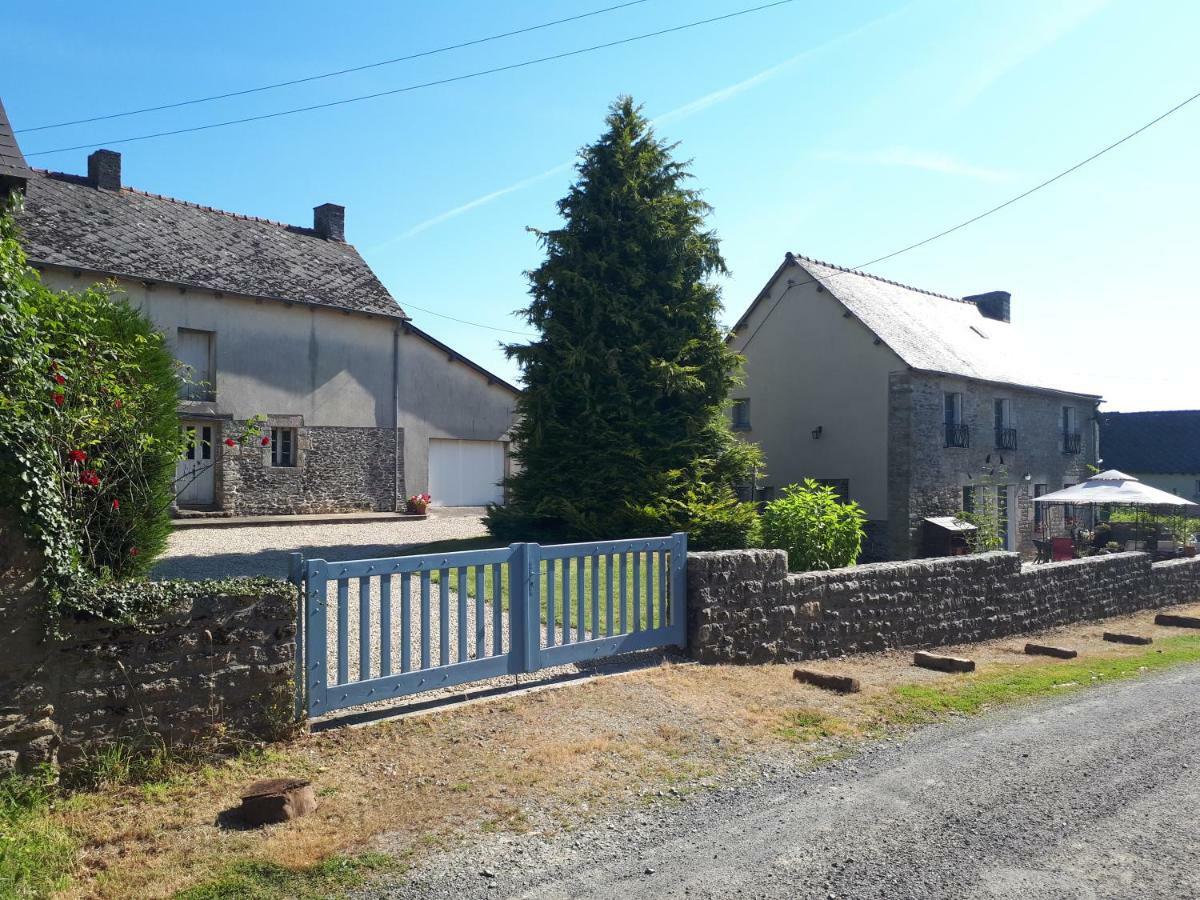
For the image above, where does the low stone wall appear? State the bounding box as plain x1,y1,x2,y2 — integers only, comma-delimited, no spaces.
1,518,296,773
687,550,1200,664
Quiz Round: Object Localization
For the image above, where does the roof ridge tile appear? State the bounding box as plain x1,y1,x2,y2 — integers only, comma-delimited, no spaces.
793,252,969,304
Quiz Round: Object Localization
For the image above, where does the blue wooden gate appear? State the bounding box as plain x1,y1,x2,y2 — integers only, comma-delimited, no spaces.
290,534,687,718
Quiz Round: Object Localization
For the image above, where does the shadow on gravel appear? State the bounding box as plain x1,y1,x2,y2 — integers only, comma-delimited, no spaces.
152,542,442,580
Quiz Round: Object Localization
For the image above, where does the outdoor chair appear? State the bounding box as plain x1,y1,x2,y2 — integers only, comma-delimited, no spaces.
1033,539,1052,564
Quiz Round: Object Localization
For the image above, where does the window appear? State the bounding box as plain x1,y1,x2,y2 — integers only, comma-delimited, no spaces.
182,424,212,461
994,398,1017,450
962,485,975,514
271,427,297,467
1062,406,1081,454
731,399,751,431
1034,483,1048,528
944,392,969,447
177,329,215,401
996,485,1010,550
817,479,850,501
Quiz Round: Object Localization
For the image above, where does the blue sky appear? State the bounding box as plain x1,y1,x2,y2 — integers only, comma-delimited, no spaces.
4,0,1198,411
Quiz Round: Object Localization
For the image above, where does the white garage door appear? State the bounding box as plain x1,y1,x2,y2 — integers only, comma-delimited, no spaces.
428,439,505,507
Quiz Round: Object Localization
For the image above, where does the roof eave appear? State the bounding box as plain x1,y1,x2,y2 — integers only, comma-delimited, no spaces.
907,366,1103,401
401,321,521,395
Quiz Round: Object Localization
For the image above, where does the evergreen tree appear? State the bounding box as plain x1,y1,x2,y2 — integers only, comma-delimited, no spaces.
485,97,760,548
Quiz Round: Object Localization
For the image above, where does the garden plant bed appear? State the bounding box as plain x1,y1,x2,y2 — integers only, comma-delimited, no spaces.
6,602,1200,899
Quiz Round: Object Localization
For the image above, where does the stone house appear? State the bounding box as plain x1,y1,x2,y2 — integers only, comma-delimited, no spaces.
1,99,518,515
727,253,1101,560
1098,410,1200,502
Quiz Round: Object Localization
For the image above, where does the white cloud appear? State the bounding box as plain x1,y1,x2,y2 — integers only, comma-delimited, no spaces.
379,4,911,243
817,146,1014,182
949,0,1109,111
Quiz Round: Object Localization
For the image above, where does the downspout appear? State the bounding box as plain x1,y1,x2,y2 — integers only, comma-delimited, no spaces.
393,325,402,511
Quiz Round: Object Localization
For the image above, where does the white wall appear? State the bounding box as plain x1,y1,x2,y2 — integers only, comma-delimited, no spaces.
42,269,518,496
728,268,904,518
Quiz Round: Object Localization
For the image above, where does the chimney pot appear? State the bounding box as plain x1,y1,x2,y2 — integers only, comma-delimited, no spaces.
313,203,345,241
87,149,121,190
965,290,1011,323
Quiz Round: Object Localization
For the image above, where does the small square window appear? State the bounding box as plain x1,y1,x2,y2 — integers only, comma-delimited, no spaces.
731,399,751,431
271,427,297,467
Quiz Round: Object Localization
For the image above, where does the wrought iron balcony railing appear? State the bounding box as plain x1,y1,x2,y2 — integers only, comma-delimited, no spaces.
1062,431,1083,455
995,427,1018,451
944,422,970,448
179,383,217,402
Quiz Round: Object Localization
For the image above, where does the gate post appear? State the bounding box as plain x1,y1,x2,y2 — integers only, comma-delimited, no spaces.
507,543,528,675
670,532,688,649
304,559,330,717
523,543,543,673
287,552,305,719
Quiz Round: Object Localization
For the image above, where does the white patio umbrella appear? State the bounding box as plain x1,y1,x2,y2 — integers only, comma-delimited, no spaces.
1032,470,1198,508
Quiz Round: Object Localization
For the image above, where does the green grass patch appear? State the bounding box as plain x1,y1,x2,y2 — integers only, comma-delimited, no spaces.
0,768,77,898
174,852,395,899
883,634,1200,725
423,549,671,633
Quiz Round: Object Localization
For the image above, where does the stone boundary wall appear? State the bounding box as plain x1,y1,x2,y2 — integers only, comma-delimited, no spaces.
687,550,1200,664
1,518,296,773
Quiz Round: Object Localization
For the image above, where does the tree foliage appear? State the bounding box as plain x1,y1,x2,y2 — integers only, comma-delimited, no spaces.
0,195,183,622
485,97,759,548
759,480,866,572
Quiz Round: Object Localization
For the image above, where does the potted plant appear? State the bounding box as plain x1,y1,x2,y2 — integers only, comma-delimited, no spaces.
405,492,431,516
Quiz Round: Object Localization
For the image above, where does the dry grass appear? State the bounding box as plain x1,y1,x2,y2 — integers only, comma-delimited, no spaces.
31,602,1200,898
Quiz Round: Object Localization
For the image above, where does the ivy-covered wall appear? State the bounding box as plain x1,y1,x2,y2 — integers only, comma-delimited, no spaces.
0,514,297,773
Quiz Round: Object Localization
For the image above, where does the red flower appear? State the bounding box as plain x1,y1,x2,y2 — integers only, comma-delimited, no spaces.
52,373,66,385
79,470,100,487
224,437,236,447
129,547,139,557
52,392,65,407
68,449,88,464
110,498,120,511
260,436,270,446
113,398,124,409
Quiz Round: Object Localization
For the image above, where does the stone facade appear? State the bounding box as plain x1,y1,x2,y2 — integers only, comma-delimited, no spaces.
687,549,1200,665
0,518,296,773
220,422,401,516
888,371,1098,560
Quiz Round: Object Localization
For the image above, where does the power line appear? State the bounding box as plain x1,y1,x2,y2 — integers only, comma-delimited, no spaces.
402,301,536,337
24,0,799,158
737,86,1200,346
16,0,655,134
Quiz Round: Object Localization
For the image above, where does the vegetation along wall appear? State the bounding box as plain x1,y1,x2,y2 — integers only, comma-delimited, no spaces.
0,516,296,773
687,549,1200,664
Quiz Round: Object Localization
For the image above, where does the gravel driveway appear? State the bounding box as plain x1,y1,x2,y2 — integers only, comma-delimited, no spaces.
153,512,491,581
381,664,1200,900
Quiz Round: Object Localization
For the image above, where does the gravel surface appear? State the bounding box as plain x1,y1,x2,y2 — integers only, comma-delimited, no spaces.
153,513,491,580
377,664,1200,900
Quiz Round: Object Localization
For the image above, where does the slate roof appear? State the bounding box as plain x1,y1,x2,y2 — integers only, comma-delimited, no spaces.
734,254,1099,398
15,169,406,319
1098,410,1200,474
0,97,33,182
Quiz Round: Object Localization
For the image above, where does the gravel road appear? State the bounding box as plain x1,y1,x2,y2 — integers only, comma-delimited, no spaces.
153,513,490,580
383,664,1200,900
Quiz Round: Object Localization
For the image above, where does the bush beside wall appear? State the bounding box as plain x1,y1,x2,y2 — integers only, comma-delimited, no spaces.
0,516,296,773
687,549,1200,665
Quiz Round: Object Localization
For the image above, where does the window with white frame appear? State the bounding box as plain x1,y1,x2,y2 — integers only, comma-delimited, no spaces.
270,427,297,467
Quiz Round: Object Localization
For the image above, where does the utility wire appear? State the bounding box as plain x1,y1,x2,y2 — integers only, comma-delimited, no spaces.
736,86,1200,346
402,301,536,337
24,0,798,157
17,0,655,134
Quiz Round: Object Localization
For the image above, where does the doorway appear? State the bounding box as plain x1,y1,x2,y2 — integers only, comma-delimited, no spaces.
177,422,215,506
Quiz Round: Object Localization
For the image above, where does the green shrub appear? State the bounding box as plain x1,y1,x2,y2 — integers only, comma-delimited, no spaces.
623,469,759,551
0,195,215,624
759,479,866,572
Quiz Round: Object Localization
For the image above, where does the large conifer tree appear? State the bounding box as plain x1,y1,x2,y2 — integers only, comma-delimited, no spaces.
486,97,759,547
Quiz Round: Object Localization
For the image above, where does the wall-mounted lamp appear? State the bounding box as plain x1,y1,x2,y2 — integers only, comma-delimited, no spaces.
1023,473,1032,481
811,426,823,440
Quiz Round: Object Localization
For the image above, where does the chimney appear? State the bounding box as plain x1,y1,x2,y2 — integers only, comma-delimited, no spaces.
965,290,1011,323
87,149,121,190
313,203,345,241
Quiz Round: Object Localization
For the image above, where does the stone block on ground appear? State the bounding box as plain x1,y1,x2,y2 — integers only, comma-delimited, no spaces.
239,777,317,826
913,651,975,673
